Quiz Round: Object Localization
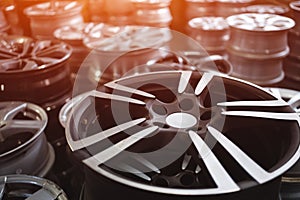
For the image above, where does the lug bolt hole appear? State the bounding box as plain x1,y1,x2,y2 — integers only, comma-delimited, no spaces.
153,177,169,187
152,104,167,115
179,99,194,111
180,173,196,186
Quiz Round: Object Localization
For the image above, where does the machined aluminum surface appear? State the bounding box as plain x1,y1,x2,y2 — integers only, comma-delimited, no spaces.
188,17,229,52
290,1,300,33
24,1,84,39
54,23,95,45
0,174,68,200
131,0,172,27
0,35,72,107
226,13,294,53
287,30,300,59
283,55,300,82
0,9,9,33
54,23,94,74
3,5,22,35
185,0,217,20
59,93,87,128
0,102,54,177
83,24,171,82
226,13,295,85
66,70,300,199
217,0,254,17
246,4,290,15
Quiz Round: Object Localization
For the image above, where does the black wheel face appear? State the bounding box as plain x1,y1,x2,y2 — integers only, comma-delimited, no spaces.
66,71,300,196
0,35,71,72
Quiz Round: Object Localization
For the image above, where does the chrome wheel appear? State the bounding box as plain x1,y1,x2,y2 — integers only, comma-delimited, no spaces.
0,102,54,176
0,174,68,200
0,35,72,108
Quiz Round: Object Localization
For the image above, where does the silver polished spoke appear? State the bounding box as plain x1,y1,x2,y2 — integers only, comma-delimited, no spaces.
25,188,56,200
4,120,46,130
207,126,270,183
178,71,192,94
217,100,287,107
105,82,155,99
23,60,38,70
269,88,282,99
20,38,33,57
195,165,201,174
92,90,145,105
33,57,61,64
189,130,239,190
70,118,146,151
118,164,152,181
0,51,15,58
182,154,192,170
0,176,6,200
222,111,300,126
0,102,27,121
31,40,52,55
132,154,161,173
35,44,66,56
195,73,214,95
83,126,159,166
0,47,19,56
288,93,300,112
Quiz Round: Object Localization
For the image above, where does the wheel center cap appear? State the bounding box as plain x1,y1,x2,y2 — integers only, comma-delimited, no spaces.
166,112,197,129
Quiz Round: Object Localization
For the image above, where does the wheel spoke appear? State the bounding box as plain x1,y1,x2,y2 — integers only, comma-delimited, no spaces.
31,40,52,55
35,44,67,57
33,57,61,64
92,90,146,105
217,100,287,107
222,111,300,126
182,154,192,170
269,88,282,99
195,73,214,95
0,176,6,200
83,126,159,166
189,130,239,190
4,120,46,130
0,51,16,58
288,93,300,112
207,126,270,183
23,60,38,70
195,165,201,174
69,118,146,151
132,154,161,173
178,71,192,94
0,102,27,121
118,164,152,181
105,82,155,99
25,188,57,200
20,38,33,57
